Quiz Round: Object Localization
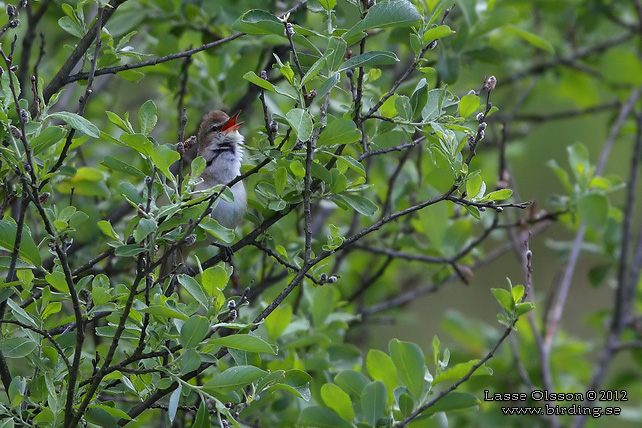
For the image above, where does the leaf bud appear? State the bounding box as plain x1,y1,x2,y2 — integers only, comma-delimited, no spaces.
285,22,294,36
20,109,28,123
478,129,485,140
483,75,497,91
30,75,35,83
9,19,19,28
260,70,268,80
268,120,278,134
176,141,185,155
479,206,486,212
184,135,196,149
320,273,327,282
466,132,475,146
426,40,437,50
185,234,197,246
23,161,31,172
39,192,50,204
6,4,16,18
328,275,338,284
10,125,21,138
228,299,236,310
479,122,487,131
468,89,476,95
228,308,237,321
526,249,532,261
144,175,152,185
345,69,353,78
294,140,304,150
307,88,317,101
476,112,484,122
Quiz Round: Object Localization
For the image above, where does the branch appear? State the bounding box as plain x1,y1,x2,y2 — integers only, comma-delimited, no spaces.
43,0,129,102
54,0,310,97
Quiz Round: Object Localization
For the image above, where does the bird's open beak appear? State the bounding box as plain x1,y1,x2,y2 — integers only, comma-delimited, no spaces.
221,111,243,133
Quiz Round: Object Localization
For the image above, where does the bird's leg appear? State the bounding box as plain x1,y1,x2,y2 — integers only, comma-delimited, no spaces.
212,242,234,262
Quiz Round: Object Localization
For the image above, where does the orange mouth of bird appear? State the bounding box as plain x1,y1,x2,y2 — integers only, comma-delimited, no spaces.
221,111,243,133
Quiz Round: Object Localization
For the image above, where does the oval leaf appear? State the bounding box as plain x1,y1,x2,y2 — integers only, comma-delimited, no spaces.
210,334,277,355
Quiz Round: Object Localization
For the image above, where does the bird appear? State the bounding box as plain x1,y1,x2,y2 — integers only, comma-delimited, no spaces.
195,110,247,232
162,110,247,279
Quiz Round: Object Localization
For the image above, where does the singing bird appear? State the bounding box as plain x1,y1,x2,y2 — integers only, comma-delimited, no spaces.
163,110,247,277
195,110,247,231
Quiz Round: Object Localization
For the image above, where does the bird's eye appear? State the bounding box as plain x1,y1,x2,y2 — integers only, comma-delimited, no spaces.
209,124,221,133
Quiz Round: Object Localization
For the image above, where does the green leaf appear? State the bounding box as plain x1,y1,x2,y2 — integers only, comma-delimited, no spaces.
0,338,38,358
168,385,181,424
231,9,283,35
421,392,480,415
286,108,314,142
397,390,415,418
458,93,480,118
466,173,483,200
6,300,37,329
179,315,210,349
202,365,267,394
301,50,331,88
344,0,422,42
362,381,387,426
274,167,287,194
106,111,135,133
114,244,146,257
318,0,337,10
152,144,180,180
338,51,399,72
265,304,292,342
45,271,70,293
334,193,378,216
0,221,42,266
139,100,158,135
515,302,535,317
133,217,156,243
334,370,369,396
423,24,456,42
505,25,554,54
363,0,421,28
140,305,188,320
47,112,100,138
30,126,67,155
321,383,354,421
119,133,153,156
243,71,279,93
177,275,210,309
210,334,277,355
410,79,429,118
433,359,492,386
492,288,514,312
577,192,609,229
389,339,426,399
318,119,361,147
192,401,209,428
366,349,397,401
101,155,146,178
327,37,347,71
511,285,525,303
298,406,353,428
199,217,235,244
481,189,513,202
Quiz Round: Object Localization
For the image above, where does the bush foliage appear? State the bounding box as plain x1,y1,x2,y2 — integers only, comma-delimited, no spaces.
0,0,640,427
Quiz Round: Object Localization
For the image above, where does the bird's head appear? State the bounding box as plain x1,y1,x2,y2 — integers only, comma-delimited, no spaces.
197,110,243,151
